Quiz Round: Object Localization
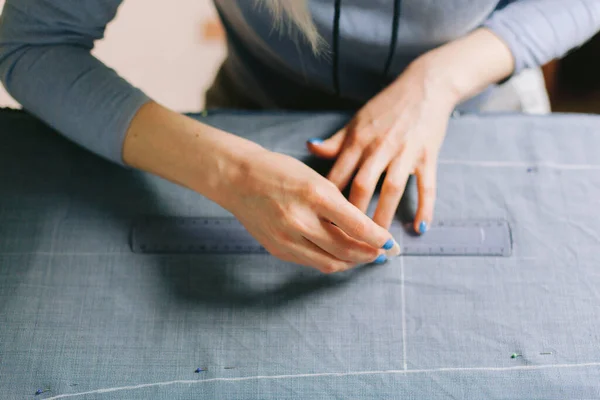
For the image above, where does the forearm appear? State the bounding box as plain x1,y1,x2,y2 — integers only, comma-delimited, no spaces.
123,102,265,207
424,0,600,99
413,28,515,104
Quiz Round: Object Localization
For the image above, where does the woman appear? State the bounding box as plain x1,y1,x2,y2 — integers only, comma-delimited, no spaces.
0,1,598,273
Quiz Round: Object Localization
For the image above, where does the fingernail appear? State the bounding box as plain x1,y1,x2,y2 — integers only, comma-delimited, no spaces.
384,239,401,257
307,138,323,145
382,239,394,250
418,221,428,234
373,254,387,264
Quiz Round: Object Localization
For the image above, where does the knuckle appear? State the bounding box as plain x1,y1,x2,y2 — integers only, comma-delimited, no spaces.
363,247,379,260
349,220,367,238
332,247,353,262
280,207,304,231
308,182,337,210
352,178,371,196
301,181,324,203
348,132,369,148
385,178,405,194
288,214,303,230
337,261,354,272
276,225,297,243
271,202,288,221
324,179,339,192
320,263,343,274
375,132,395,148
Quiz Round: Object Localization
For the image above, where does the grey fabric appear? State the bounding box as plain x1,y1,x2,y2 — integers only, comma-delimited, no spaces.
1,109,600,399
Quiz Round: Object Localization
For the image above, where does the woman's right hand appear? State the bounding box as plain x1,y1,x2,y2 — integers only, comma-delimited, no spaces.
222,150,400,273
124,102,399,273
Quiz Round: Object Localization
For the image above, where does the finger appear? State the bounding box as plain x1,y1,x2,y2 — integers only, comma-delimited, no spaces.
307,128,347,159
291,237,355,274
326,146,363,190
302,218,381,264
239,223,358,273
372,150,416,230
413,156,438,235
320,191,400,256
349,146,393,212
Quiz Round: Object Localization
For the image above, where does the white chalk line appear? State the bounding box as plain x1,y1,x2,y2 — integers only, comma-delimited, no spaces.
279,151,600,171
45,362,600,399
400,256,407,370
438,159,600,170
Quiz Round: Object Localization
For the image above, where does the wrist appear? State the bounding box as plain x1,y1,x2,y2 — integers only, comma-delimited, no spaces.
123,101,264,207
412,28,514,104
409,53,463,107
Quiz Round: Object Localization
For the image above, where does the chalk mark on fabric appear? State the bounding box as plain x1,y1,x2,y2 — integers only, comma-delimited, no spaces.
400,256,407,370
438,160,600,171
45,362,600,399
274,151,600,171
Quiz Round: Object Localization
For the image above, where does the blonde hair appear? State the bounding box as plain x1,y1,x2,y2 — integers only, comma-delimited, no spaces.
258,0,323,53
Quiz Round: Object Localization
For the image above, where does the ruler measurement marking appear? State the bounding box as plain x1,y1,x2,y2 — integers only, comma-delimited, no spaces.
132,217,512,257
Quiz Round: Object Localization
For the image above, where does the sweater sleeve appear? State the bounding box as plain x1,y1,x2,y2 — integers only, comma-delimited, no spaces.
484,0,600,74
0,0,150,165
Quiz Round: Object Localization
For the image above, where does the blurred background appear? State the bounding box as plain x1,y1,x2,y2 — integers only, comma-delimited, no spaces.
0,0,598,114
0,0,226,112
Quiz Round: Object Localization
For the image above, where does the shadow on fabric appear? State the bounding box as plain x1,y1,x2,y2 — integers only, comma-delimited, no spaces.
0,110,390,314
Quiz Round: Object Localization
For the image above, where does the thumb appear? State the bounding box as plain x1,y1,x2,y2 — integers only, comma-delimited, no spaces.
306,128,347,159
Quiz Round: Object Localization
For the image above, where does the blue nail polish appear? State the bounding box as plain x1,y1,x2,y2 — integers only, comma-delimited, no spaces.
382,239,394,250
307,138,323,145
373,254,387,264
418,221,428,234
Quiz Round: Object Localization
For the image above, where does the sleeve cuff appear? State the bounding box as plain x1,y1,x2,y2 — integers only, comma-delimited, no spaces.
104,88,151,166
483,19,526,80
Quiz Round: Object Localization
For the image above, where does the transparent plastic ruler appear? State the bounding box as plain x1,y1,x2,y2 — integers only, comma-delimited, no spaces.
131,217,512,257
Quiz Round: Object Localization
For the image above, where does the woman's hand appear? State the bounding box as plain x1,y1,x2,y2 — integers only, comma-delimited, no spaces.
222,149,400,273
123,30,513,272
308,29,515,232
308,62,457,233
124,102,400,274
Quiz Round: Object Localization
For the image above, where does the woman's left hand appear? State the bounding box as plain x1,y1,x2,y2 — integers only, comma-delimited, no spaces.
307,60,459,233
